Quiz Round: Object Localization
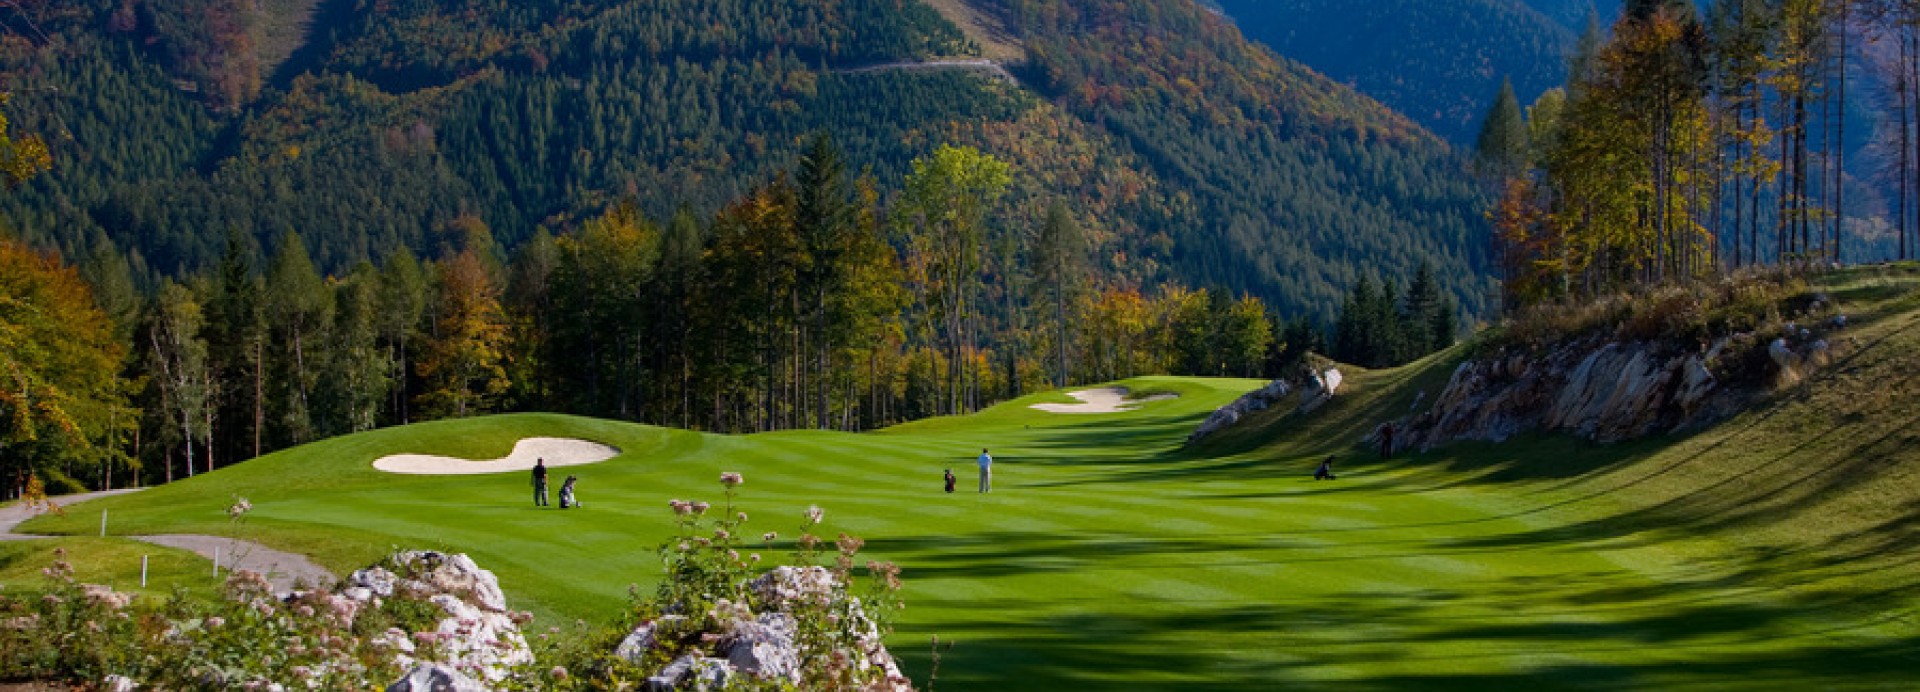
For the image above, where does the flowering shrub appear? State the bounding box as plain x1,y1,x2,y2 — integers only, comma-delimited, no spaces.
604,472,911,690
0,477,914,690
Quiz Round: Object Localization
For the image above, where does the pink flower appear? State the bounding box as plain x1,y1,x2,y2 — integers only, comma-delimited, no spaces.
691,501,711,515
714,529,731,541
550,666,569,681
206,617,226,628
719,472,744,487
762,531,778,543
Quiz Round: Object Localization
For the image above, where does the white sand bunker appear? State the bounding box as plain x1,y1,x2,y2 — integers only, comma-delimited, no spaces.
1029,387,1177,414
373,437,621,475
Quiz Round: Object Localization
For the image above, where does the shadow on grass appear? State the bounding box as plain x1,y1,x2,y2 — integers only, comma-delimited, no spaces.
895,579,1920,690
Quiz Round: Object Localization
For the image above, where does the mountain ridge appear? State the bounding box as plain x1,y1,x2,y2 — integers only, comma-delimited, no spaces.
0,0,1489,321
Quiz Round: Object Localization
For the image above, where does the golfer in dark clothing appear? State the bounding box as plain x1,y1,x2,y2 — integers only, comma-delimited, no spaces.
1380,423,1395,460
944,469,957,493
532,458,549,507
1314,456,1337,481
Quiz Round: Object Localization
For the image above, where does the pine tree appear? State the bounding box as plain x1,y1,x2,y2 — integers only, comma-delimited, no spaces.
1032,200,1086,388
264,234,332,446
1401,261,1444,353
375,248,428,425
1475,77,1531,180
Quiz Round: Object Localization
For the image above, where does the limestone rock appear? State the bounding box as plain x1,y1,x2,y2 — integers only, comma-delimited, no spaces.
645,654,733,691
390,551,508,613
749,566,838,608
615,615,687,663
725,613,800,683
348,566,397,599
427,593,531,681
385,663,485,692
1403,318,1844,452
1297,368,1342,414
623,567,912,690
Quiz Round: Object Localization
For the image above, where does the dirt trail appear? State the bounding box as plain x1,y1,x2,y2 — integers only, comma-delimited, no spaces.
2,490,336,593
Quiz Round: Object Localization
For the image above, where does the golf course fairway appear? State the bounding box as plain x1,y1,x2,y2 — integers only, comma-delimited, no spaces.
16,267,1920,689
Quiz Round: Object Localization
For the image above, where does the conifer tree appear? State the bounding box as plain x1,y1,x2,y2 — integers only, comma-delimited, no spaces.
264,235,332,446
1032,200,1085,388
1475,77,1532,180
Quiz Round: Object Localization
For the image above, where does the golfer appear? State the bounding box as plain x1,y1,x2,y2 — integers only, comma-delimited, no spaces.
532,458,549,507
978,448,993,493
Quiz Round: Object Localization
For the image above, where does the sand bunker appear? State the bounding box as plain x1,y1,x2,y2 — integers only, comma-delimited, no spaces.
372,437,620,475
1029,387,1177,414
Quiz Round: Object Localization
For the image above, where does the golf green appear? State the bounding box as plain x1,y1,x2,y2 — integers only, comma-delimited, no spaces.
17,266,1920,689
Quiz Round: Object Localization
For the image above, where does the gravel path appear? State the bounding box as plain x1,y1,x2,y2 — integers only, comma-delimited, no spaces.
2,489,337,593
132,534,337,593
0,489,143,541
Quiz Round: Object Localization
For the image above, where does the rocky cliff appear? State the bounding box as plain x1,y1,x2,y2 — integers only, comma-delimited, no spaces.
1384,312,1850,452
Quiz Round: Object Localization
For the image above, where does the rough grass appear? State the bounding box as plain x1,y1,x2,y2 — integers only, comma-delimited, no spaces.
13,267,1920,689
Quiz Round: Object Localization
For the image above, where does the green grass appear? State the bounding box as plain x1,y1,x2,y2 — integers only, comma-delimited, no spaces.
17,267,1920,689
0,538,221,604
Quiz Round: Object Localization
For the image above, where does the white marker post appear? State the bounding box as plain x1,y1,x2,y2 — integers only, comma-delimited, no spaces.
141,555,148,588
100,509,107,537
213,546,220,577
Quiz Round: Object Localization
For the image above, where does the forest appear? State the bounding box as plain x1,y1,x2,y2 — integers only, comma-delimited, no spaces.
1215,0,1578,144
0,0,1491,324
0,131,1456,495
1486,0,1920,305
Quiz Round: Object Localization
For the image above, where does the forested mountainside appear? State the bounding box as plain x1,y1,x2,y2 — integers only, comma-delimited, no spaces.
1214,0,1574,144
1522,0,1625,30
0,0,1487,322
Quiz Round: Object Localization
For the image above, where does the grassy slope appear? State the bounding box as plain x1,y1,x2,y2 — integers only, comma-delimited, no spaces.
15,268,1920,689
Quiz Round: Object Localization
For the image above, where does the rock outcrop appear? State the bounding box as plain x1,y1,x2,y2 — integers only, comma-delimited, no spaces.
1189,366,1343,444
1392,319,1846,451
617,566,909,691
344,551,531,690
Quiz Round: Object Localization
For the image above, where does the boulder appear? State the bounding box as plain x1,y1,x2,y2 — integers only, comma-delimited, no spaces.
385,663,485,692
749,566,838,608
427,593,531,681
615,615,687,663
347,566,397,599
645,654,733,691
725,613,800,683
390,551,508,613
623,568,912,690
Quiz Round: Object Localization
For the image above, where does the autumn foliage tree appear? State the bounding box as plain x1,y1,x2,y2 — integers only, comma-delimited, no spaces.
0,238,130,497
415,251,511,419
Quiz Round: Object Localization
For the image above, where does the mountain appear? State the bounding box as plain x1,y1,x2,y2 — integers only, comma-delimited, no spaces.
1212,0,1576,144
0,0,1489,321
